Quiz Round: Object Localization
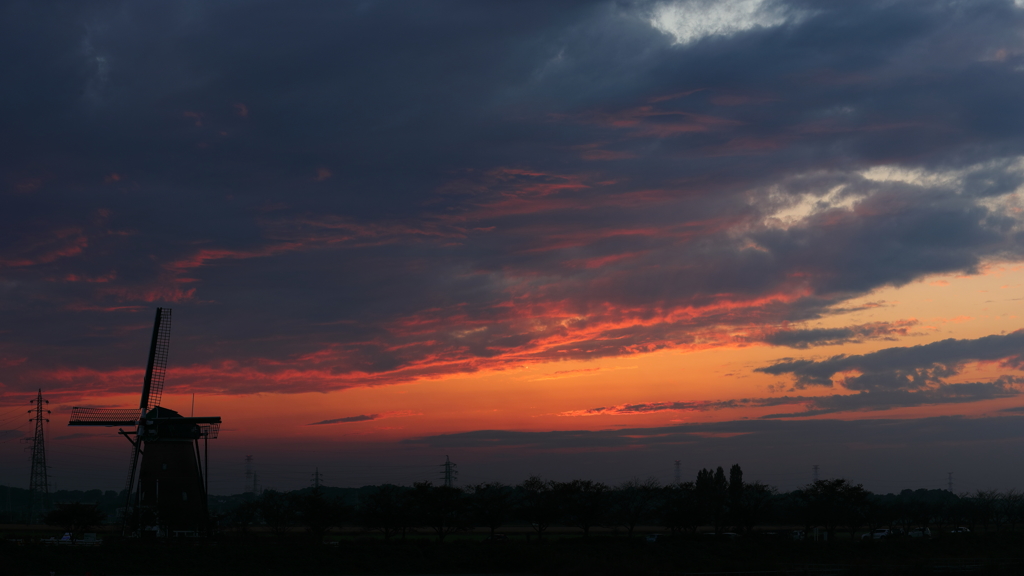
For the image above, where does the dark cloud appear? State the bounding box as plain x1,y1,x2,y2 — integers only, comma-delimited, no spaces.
562,378,1021,419
759,379,1023,418
1,0,1023,398
758,330,1024,390
759,320,918,348
406,414,1024,452
308,414,380,426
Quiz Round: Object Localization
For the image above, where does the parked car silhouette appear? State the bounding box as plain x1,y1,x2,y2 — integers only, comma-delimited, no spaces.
949,527,970,534
908,527,931,538
862,528,896,540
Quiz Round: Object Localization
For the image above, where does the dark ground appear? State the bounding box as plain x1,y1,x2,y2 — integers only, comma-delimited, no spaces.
4,532,1024,576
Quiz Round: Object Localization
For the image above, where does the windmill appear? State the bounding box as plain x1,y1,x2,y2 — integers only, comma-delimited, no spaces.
68,308,221,537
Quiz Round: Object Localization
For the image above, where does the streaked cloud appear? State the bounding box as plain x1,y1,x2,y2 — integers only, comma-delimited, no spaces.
308,410,420,426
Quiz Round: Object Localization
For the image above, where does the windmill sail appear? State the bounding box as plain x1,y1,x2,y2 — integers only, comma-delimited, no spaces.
140,307,172,411
69,407,142,427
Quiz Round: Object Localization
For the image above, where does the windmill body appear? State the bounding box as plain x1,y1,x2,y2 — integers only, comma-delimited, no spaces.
69,308,222,536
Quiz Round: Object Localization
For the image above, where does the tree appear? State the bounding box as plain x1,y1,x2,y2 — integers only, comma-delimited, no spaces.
43,502,105,542
613,477,661,538
296,487,351,543
556,479,608,537
739,482,777,533
660,482,700,534
710,467,729,534
969,490,999,532
410,482,467,543
518,476,560,539
799,479,868,541
1001,489,1024,532
228,499,261,535
728,464,744,530
359,484,411,541
259,490,296,538
694,468,716,530
468,482,515,537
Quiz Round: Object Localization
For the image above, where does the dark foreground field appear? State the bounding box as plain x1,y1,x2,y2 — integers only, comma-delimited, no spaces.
5,533,1024,576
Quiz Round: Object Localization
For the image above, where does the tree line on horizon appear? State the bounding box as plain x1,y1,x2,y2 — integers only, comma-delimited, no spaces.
198,464,1024,542
9,465,1024,543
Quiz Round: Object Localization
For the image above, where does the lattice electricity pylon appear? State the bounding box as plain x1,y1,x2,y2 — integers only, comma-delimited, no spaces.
440,455,458,487
27,389,50,524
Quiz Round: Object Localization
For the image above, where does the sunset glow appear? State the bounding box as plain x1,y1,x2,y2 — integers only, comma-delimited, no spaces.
3,0,1024,497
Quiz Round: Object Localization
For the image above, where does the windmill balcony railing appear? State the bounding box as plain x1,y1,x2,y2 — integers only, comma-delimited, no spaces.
199,422,220,439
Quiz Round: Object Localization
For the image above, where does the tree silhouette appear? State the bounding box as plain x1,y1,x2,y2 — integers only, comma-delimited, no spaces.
468,482,515,538
711,467,729,534
359,484,411,541
556,479,608,537
228,499,260,535
410,482,467,543
518,476,560,539
258,490,295,538
694,468,715,530
739,481,776,533
799,478,868,541
43,502,105,542
613,477,660,538
728,464,744,531
296,487,350,543
660,482,699,534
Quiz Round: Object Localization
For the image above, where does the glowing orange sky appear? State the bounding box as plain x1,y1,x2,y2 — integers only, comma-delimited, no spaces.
4,1,1024,495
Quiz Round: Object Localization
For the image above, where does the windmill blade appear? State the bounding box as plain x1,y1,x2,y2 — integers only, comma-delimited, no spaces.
69,407,142,427
140,307,172,411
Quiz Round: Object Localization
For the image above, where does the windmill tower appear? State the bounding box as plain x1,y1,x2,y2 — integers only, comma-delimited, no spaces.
27,389,50,524
68,308,222,537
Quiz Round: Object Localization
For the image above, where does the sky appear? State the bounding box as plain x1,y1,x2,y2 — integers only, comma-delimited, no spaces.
2,0,1024,496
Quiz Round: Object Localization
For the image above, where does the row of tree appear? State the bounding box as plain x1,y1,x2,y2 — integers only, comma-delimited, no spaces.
217,465,1024,542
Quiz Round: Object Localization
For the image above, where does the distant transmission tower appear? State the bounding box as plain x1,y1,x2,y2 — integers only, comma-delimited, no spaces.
813,464,819,483
312,467,323,490
245,455,254,494
440,455,458,487
948,472,953,492
27,389,50,524
674,460,681,485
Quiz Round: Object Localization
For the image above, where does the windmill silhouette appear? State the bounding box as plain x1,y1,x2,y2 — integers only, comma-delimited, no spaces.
69,308,221,537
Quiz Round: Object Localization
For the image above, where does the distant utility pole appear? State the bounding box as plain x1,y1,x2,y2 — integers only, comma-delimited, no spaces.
948,472,953,493
27,389,50,524
312,467,323,490
813,464,819,483
245,455,254,494
674,460,681,485
440,455,458,487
